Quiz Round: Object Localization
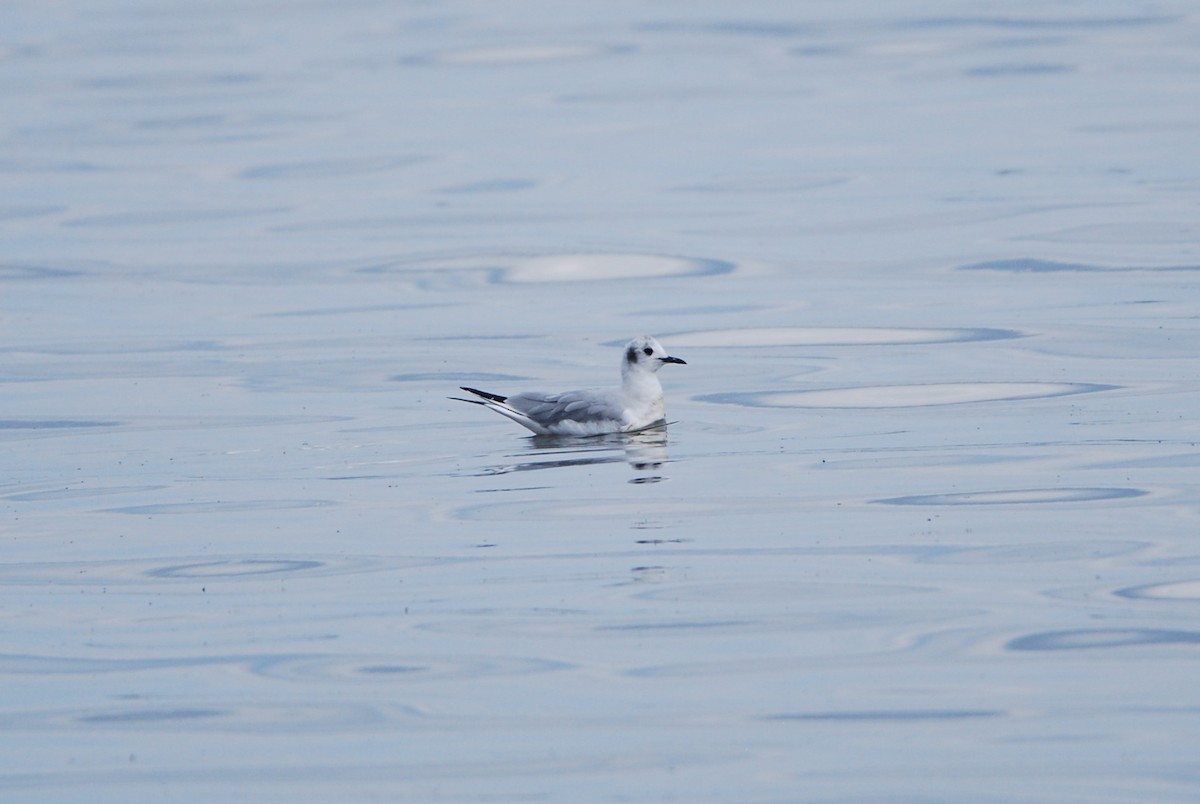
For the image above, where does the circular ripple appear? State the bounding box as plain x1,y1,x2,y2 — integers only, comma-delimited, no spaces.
253,654,572,682
239,155,425,180
8,702,393,732
0,554,419,587
700,382,1116,409
1007,628,1200,651
764,709,1003,722
5,484,165,502
357,252,735,284
105,499,337,515
410,43,627,67
875,487,1147,506
1115,580,1200,601
635,580,929,603
148,559,324,579
64,207,285,228
506,254,730,283
667,326,1021,347
919,540,1147,565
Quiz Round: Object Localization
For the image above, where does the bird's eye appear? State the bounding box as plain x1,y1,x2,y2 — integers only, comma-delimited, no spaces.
642,347,654,356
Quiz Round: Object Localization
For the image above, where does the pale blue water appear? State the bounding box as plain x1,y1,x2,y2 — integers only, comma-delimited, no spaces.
3,1,1200,801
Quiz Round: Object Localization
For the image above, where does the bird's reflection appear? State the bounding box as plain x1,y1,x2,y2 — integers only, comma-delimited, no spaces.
472,425,671,483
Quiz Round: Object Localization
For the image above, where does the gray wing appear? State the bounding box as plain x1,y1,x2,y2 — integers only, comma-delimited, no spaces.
507,389,626,427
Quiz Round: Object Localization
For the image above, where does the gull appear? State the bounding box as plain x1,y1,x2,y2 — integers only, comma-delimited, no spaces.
453,335,686,436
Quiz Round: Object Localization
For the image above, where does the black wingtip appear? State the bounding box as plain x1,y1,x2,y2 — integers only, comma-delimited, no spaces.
460,386,507,403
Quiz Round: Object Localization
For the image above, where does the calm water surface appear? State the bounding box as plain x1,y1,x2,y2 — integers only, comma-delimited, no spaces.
3,1,1200,800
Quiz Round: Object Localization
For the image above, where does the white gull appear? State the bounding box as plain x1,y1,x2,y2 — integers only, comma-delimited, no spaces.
453,335,686,436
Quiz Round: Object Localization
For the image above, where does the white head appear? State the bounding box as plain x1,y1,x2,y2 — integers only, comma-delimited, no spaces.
622,335,686,375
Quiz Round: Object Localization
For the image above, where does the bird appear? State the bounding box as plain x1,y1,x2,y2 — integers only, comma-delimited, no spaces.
453,335,686,436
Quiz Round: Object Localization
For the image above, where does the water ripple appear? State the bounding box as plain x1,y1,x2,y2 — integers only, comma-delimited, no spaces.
0,652,294,676
103,499,337,515
503,254,734,283
1114,580,1200,601
355,252,735,285
403,43,631,67
4,701,394,733
78,708,225,724
634,580,930,602
764,709,1004,722
0,554,414,587
0,264,86,281
1007,628,1200,651
147,559,325,579
4,484,165,502
252,653,574,682
64,207,287,228
0,650,570,683
965,63,1073,76
0,419,119,430
239,155,426,180
917,541,1147,564
453,496,809,522
701,382,1116,409
961,258,1200,273
667,326,1022,347
876,487,1148,506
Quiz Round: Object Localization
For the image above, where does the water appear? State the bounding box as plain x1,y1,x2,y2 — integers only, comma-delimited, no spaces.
3,1,1200,800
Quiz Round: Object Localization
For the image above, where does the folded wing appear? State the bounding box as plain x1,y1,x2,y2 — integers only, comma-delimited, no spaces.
508,389,627,430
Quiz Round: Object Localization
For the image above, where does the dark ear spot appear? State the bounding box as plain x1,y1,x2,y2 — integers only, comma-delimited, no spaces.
626,346,638,363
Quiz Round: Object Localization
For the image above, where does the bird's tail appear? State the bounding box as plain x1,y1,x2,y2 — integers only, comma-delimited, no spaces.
459,386,507,403
450,386,508,405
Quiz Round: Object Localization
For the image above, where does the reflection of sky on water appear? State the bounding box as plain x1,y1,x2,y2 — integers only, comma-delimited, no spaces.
3,0,1200,800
